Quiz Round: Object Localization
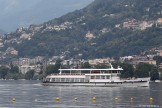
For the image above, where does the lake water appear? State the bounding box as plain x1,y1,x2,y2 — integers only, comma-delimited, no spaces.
0,80,161,108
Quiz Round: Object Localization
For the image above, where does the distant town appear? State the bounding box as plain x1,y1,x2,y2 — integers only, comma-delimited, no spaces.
0,47,161,77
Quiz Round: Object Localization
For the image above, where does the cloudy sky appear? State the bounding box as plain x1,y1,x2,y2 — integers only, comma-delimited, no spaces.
0,0,93,32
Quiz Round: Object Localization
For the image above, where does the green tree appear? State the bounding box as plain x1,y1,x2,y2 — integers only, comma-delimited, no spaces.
153,56,162,66
135,63,150,78
81,62,91,68
81,62,91,73
150,66,159,81
112,62,134,78
0,66,10,79
54,59,62,73
120,63,134,78
45,59,62,75
10,66,19,73
6,73,24,80
45,65,55,75
134,63,159,80
94,64,108,69
25,70,35,80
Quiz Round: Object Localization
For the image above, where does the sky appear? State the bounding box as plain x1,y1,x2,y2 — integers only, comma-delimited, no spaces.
0,0,93,32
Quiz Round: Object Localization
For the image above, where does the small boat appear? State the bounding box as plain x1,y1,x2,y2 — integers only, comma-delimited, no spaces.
154,72,161,82
42,64,150,87
155,80,161,82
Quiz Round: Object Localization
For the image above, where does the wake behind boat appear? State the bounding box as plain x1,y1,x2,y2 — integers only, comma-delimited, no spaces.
42,64,150,87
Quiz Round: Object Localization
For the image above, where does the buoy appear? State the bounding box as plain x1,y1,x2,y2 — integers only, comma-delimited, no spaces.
130,97,133,100
92,96,96,100
114,97,119,103
35,99,38,102
150,97,154,101
92,96,96,103
130,97,134,102
12,98,16,102
74,97,78,100
115,97,118,100
55,97,60,102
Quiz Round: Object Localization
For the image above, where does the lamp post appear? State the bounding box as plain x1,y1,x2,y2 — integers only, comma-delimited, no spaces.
159,72,161,80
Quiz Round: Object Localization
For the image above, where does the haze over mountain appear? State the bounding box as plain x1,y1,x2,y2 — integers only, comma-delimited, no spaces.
0,0,93,32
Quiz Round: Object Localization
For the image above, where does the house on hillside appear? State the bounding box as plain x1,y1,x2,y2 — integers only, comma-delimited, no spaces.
19,65,35,74
62,59,83,68
85,31,95,40
88,58,111,66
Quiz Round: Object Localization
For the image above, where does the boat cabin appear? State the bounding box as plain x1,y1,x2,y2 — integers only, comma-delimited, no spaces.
44,66,123,83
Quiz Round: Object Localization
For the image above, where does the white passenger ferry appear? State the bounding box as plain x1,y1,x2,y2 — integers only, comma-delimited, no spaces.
43,65,150,87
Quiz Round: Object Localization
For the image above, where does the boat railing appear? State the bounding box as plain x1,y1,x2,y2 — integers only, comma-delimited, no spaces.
48,73,85,76
48,72,119,76
45,77,89,83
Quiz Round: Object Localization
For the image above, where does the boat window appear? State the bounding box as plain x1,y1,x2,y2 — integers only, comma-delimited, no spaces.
85,76,89,80
92,71,100,74
85,79,89,82
75,78,80,82
96,76,100,79
55,78,60,82
51,78,55,82
66,78,70,82
61,78,65,82
113,71,117,73
111,74,117,77
91,76,95,79
46,78,50,81
80,78,84,82
71,78,74,82
101,76,105,79
106,76,110,79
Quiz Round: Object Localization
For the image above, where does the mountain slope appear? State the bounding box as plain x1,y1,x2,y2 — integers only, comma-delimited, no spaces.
5,0,162,59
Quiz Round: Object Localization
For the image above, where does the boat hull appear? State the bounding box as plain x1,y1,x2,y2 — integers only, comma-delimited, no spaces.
42,81,149,87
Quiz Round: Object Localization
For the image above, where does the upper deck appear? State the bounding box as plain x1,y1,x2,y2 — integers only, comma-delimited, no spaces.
58,66,123,75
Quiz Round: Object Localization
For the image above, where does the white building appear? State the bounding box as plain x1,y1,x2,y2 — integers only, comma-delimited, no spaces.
19,65,35,74
19,58,30,66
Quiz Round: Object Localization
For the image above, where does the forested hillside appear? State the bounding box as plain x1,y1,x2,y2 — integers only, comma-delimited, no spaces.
5,0,162,59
